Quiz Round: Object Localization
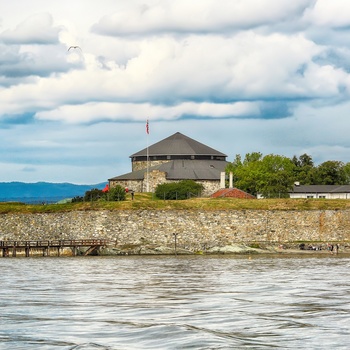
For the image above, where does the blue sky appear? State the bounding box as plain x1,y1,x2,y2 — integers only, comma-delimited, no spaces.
1,0,349,184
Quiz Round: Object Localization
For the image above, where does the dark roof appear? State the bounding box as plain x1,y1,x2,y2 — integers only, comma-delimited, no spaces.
290,185,350,193
130,132,227,158
109,159,228,181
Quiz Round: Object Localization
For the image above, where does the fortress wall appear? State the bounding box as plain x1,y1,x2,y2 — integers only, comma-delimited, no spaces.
1,209,349,253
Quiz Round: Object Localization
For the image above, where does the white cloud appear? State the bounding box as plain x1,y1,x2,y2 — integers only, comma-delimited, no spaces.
93,0,313,36
3,30,344,121
34,101,261,124
0,13,62,44
0,0,349,184
303,0,350,28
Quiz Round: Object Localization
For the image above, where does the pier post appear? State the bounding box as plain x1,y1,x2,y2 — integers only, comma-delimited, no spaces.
173,233,178,256
25,247,30,257
0,239,112,258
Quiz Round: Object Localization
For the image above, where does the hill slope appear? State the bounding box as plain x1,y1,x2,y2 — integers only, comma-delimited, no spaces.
0,182,106,203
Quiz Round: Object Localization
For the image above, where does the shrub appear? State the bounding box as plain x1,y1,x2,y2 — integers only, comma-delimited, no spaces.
84,188,104,202
155,180,203,200
107,185,126,201
72,196,84,202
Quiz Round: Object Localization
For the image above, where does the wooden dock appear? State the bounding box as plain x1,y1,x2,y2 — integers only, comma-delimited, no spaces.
0,239,113,257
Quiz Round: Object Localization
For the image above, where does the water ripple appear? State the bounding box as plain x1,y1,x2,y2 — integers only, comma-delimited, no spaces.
1,255,350,349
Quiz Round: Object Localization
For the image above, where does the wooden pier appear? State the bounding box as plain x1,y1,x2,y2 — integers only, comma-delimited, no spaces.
0,239,113,257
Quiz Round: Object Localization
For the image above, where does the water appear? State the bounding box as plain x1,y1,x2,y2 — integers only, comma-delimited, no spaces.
1,254,350,349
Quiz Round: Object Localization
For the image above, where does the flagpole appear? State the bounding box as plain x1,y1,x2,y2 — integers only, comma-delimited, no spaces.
146,119,149,192
147,135,149,192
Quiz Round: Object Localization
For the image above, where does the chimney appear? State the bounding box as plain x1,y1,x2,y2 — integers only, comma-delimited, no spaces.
220,172,226,188
229,172,233,188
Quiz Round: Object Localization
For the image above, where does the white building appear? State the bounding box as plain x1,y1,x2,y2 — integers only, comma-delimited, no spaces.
289,184,350,199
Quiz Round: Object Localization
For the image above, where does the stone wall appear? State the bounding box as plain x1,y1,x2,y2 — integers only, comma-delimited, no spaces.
132,159,169,171
111,171,221,196
1,209,349,254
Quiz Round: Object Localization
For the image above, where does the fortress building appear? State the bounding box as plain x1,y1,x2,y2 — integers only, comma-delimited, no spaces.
108,132,229,196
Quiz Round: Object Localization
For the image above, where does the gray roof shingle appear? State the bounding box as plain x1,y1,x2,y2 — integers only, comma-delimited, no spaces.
130,132,227,158
290,185,350,193
109,159,228,181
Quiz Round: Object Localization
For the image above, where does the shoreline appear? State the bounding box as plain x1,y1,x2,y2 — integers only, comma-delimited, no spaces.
2,246,349,258
1,240,349,258
96,242,350,256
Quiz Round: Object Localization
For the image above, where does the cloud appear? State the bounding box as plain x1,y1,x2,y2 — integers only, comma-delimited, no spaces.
92,0,313,36
34,101,261,124
0,45,77,80
303,0,350,28
2,29,348,125
0,13,62,45
0,0,350,184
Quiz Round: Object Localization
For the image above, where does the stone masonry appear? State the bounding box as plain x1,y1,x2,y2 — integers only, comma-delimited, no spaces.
1,209,349,254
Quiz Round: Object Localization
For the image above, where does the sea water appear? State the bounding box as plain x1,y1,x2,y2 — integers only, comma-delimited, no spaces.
1,254,349,349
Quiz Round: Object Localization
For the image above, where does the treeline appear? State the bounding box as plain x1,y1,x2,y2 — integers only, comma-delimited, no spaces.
72,185,126,202
76,181,203,202
225,153,350,198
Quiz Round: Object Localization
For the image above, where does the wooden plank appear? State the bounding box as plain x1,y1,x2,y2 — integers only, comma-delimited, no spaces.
0,239,113,258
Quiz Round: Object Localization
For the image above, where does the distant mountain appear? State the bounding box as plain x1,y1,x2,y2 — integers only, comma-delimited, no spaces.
0,182,107,203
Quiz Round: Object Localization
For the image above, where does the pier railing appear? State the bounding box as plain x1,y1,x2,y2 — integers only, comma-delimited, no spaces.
0,239,114,257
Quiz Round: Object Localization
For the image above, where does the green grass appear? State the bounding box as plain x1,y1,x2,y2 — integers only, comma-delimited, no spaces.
1,194,350,213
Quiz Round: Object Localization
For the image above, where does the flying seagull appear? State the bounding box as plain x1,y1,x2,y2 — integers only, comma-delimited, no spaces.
68,46,81,51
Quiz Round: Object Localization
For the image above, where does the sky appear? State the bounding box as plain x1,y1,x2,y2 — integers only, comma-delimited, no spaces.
1,0,350,184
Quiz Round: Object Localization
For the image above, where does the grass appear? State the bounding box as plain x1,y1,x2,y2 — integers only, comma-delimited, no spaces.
1,194,350,213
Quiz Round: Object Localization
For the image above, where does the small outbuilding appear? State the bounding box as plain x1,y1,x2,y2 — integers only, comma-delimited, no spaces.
289,184,350,199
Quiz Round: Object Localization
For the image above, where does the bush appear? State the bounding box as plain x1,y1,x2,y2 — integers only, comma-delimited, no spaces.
80,185,126,202
155,180,203,200
107,185,126,201
72,196,84,202
84,188,104,202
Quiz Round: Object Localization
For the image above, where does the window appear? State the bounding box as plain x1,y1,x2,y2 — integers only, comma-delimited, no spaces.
307,195,314,198
319,195,326,199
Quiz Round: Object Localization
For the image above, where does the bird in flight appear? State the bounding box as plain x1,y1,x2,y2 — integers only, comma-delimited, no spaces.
68,46,81,51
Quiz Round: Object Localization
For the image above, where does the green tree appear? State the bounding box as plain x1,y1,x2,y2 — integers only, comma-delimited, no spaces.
227,151,349,195
292,153,314,184
225,154,242,184
344,162,350,184
155,180,203,200
299,153,314,167
314,161,347,185
226,153,295,197
258,155,295,198
243,152,263,165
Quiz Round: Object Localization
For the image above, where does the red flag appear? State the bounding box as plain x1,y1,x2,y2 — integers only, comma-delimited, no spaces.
146,119,149,134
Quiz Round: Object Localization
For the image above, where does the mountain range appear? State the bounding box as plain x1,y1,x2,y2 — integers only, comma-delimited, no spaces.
0,182,107,203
